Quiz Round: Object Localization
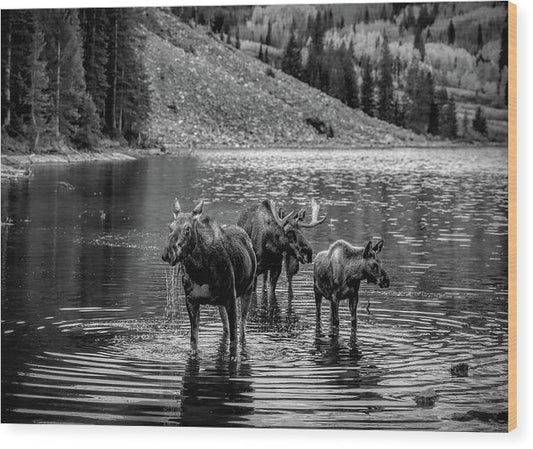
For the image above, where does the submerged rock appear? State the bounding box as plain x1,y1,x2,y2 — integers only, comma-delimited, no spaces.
414,387,438,407
451,410,507,423
451,362,469,377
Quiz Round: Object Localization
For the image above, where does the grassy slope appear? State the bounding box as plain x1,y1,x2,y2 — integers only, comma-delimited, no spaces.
142,9,424,149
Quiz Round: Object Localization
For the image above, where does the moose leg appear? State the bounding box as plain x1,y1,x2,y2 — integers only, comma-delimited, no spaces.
186,299,200,351
262,271,269,298
218,306,229,334
269,264,282,302
226,298,238,346
314,286,322,323
240,289,253,340
285,254,299,299
330,300,340,328
349,290,360,338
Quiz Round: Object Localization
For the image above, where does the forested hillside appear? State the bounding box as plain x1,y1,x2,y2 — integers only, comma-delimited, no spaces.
177,2,509,142
1,3,508,154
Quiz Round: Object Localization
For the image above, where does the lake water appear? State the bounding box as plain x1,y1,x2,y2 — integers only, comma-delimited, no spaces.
1,148,508,430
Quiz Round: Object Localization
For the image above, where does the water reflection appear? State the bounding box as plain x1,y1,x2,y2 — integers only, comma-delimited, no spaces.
179,336,254,427
1,148,508,430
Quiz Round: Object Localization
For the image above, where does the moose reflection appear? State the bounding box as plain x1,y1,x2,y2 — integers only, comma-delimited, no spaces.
313,240,390,333
162,199,257,349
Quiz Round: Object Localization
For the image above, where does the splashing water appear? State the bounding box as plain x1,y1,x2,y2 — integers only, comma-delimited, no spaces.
165,264,188,336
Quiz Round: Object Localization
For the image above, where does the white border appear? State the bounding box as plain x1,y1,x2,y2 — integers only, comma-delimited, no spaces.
1,1,532,448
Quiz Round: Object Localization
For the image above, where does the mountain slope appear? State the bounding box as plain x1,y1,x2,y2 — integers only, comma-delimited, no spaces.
143,9,424,149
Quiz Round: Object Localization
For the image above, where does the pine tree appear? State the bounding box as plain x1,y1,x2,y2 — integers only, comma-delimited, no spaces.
25,13,51,151
364,7,370,24
258,37,264,61
441,95,458,139
393,95,405,127
104,8,150,143
377,33,394,122
472,106,488,135
235,27,240,49
499,25,508,73
404,59,433,134
477,24,484,52
462,108,469,138
448,20,455,46
265,20,272,47
281,29,302,79
343,42,359,109
327,45,345,102
427,101,439,135
414,25,426,61
361,60,374,116
264,47,269,64
79,8,109,125
418,5,430,30
42,9,98,143
1,10,34,134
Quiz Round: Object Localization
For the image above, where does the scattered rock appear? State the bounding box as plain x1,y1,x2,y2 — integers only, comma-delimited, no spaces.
451,362,469,377
414,387,438,407
451,410,507,423
58,181,75,191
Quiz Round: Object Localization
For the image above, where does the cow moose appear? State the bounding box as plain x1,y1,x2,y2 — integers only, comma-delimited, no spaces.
162,199,257,349
237,199,327,301
313,239,390,334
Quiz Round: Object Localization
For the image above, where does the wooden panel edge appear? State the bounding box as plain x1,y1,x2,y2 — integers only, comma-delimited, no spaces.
507,0,517,433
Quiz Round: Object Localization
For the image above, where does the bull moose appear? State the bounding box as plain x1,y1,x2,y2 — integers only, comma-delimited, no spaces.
279,199,327,296
313,239,390,334
237,199,326,301
162,199,256,349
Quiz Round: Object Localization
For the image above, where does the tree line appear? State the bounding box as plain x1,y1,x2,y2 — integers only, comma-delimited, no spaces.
276,7,505,139
1,8,150,152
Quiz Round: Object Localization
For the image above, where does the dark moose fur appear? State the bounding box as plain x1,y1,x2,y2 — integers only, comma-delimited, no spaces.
162,199,256,349
237,199,326,300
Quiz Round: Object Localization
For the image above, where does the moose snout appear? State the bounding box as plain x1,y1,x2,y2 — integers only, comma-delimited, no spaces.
379,270,391,288
162,246,178,265
301,247,313,264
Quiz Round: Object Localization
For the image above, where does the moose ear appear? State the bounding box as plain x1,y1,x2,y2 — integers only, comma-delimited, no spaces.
373,240,384,254
192,200,204,218
363,241,373,259
172,198,181,220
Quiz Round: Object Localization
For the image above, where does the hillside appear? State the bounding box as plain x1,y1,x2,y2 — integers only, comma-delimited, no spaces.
142,9,424,149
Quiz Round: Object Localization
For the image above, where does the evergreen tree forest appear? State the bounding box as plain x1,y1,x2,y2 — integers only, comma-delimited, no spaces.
1,8,150,152
175,2,508,142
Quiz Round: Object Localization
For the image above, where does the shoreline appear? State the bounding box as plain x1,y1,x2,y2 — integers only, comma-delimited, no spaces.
1,141,508,180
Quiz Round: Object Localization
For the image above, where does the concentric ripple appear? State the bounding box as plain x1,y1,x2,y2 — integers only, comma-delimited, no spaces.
2,147,508,430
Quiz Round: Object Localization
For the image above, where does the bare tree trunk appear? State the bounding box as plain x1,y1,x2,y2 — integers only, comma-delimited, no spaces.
118,64,124,133
55,40,61,139
4,17,12,128
111,14,118,132
30,36,39,153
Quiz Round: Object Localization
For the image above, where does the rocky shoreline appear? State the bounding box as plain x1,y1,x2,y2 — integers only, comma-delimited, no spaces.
0,148,166,181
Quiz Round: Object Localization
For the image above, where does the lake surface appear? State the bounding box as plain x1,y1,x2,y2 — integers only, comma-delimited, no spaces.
1,148,508,430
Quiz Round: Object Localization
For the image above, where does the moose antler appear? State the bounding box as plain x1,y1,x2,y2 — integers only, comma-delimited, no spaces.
172,198,181,219
300,198,327,228
269,200,295,228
